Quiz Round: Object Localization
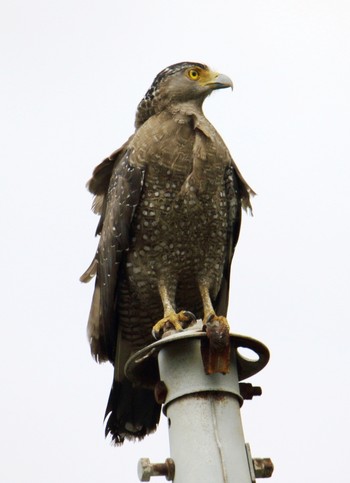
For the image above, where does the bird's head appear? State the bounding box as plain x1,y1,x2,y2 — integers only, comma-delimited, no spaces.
135,62,233,128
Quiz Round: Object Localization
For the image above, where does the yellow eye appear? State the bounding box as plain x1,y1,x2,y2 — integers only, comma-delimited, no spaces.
188,69,200,80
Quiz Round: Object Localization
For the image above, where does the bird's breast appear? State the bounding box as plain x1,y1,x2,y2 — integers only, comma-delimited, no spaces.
124,111,230,296
126,160,228,290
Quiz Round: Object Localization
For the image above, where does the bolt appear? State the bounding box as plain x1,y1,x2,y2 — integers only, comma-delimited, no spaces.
239,383,262,400
253,458,274,478
138,457,175,481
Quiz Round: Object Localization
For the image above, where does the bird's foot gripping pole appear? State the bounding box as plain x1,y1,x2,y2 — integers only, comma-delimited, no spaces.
125,324,274,483
152,311,197,339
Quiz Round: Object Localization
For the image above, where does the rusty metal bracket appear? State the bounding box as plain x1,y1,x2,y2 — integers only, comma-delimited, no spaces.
125,327,270,387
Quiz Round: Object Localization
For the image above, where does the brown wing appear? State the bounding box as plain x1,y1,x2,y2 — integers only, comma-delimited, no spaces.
86,136,134,223
81,148,145,363
214,164,255,316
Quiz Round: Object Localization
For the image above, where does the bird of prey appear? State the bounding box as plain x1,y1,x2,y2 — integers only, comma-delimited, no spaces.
81,62,254,445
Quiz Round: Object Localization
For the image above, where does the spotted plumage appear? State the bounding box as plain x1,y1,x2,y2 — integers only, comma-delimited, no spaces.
81,62,254,444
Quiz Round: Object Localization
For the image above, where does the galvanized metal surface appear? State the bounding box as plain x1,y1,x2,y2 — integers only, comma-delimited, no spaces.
158,337,243,409
157,336,262,483
128,328,272,483
166,392,251,482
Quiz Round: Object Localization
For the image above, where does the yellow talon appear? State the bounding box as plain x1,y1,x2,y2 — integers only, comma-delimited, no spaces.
152,310,196,339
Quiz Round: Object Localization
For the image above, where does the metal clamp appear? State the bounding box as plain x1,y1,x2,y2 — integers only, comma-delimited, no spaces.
125,330,270,387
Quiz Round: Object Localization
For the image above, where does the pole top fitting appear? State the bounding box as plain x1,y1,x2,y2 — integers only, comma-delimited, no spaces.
125,328,270,389
138,458,175,482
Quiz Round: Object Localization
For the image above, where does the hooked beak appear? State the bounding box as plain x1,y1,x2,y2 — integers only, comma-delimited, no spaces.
205,72,233,90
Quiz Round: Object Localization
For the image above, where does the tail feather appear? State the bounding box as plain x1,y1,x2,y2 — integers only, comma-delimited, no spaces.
104,379,161,445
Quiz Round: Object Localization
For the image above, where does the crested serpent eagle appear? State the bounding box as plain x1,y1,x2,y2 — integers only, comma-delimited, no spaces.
81,62,254,444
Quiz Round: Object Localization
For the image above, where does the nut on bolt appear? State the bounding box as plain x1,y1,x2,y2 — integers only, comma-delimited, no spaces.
138,457,175,481
239,382,262,400
253,458,274,478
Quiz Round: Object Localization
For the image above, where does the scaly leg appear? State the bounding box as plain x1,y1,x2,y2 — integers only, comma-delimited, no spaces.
152,280,196,339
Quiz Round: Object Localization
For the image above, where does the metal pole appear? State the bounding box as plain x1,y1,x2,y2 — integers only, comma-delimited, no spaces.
125,328,273,483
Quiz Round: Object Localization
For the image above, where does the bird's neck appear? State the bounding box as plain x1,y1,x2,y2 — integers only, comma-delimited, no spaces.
167,99,205,119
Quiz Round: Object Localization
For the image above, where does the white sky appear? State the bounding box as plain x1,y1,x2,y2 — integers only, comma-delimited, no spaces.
1,1,349,482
